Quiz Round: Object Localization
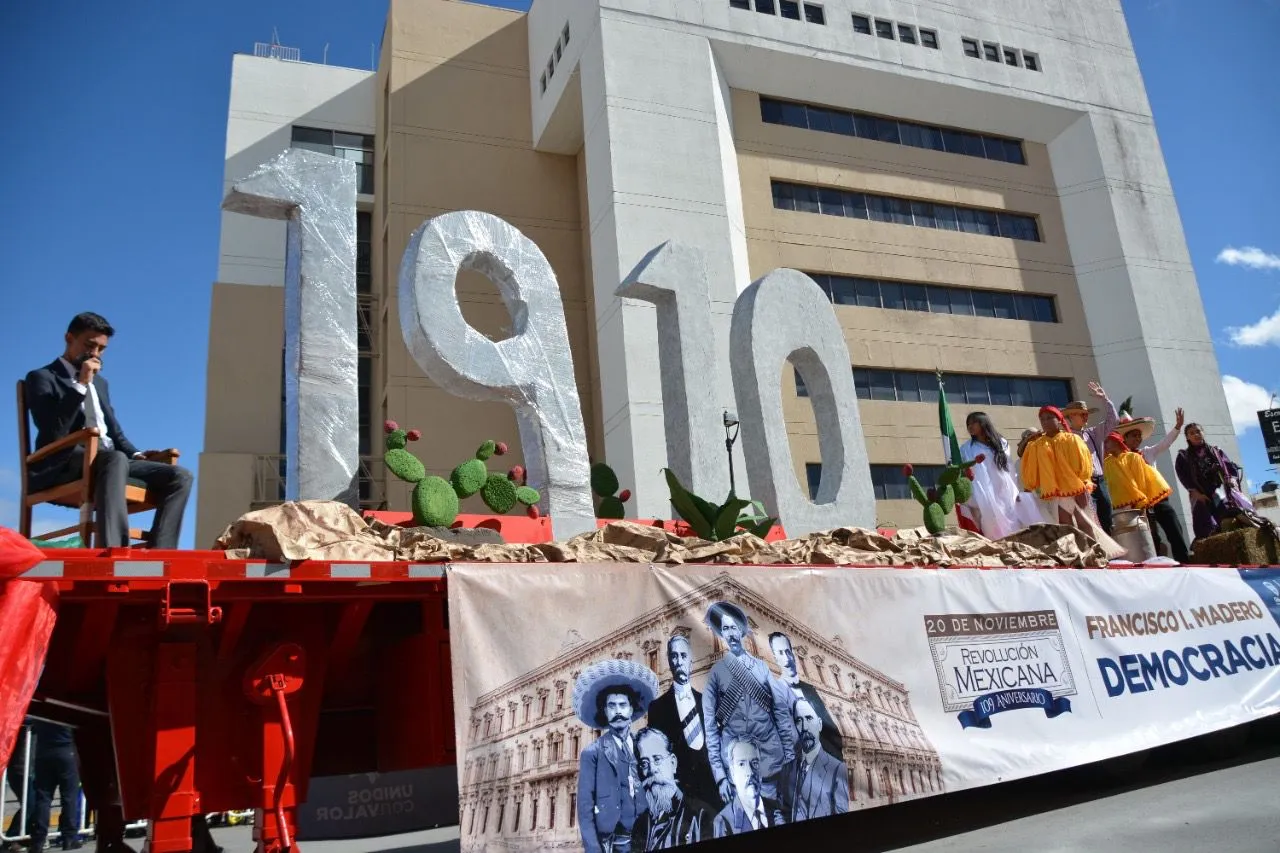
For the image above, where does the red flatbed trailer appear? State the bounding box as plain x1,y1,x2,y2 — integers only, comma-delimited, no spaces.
22,548,452,853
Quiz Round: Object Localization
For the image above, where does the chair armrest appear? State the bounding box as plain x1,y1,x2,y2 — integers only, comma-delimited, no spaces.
27,428,100,465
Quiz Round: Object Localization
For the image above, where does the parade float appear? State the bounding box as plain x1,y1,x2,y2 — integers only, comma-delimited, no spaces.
2,149,1277,853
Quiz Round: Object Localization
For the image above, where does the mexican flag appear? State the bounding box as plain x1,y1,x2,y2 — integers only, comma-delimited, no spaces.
938,371,962,465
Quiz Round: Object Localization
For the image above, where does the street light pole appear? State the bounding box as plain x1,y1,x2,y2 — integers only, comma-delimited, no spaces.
723,411,740,495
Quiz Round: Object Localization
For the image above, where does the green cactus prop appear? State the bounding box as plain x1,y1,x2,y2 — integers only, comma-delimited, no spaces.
383,421,541,526
663,468,776,541
590,461,632,520
904,456,982,536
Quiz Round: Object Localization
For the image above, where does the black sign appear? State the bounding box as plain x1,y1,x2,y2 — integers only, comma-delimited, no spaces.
297,766,459,840
1260,408,1280,465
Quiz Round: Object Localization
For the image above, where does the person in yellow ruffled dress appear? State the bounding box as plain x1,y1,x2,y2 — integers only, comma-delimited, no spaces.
1022,406,1124,556
1103,432,1171,511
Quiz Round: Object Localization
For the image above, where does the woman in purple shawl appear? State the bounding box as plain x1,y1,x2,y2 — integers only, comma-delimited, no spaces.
1175,422,1254,540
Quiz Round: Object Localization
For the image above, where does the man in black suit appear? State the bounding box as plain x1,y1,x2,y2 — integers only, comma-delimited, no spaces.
711,738,785,838
777,698,849,823
768,632,843,762
24,313,193,549
645,635,721,808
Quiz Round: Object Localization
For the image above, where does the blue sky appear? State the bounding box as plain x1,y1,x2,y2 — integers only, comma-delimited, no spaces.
0,0,1275,548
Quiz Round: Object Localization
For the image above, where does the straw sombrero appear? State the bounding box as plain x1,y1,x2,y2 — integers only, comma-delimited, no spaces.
705,601,751,639
1061,400,1098,418
572,659,660,729
1117,415,1156,443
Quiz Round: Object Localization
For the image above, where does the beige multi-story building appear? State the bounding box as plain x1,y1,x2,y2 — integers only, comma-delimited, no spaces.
198,0,1235,543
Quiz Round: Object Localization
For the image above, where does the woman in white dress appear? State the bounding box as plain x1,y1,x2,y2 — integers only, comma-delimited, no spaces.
955,412,1047,539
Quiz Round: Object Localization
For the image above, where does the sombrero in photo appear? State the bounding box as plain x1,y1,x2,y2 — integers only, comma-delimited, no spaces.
1061,400,1098,418
705,601,751,639
1117,414,1156,443
572,659,660,729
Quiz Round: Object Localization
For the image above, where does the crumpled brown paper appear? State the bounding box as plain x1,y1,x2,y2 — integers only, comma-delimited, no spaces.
215,501,1111,567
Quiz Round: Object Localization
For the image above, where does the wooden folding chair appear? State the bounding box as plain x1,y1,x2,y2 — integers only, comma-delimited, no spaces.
16,379,179,547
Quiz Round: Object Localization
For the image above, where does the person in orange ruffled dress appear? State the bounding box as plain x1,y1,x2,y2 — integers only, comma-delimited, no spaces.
1021,407,1124,556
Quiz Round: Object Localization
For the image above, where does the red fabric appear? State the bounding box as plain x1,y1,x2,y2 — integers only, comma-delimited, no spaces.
956,511,982,534
1039,406,1068,429
0,529,58,770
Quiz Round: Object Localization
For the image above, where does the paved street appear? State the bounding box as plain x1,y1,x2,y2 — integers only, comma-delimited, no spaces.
205,729,1280,853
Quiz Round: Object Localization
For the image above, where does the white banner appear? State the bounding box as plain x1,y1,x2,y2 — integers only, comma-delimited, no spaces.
448,564,1280,851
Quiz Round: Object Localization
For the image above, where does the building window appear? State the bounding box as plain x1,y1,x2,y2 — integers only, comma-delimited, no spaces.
555,40,563,61
513,801,521,832
804,3,825,24
962,38,979,58
731,0,751,8
874,19,894,38
523,699,531,723
539,73,546,94
539,695,547,717
569,793,577,827
803,273,1057,322
530,799,538,831
920,28,938,48
508,707,516,728
772,180,1041,242
556,686,565,709
759,97,1026,165
1023,51,1040,71
898,23,916,44
852,14,871,34
1003,47,1019,66
780,0,800,19
805,463,822,499
563,22,570,44
983,42,1000,61
755,0,775,13
547,59,554,79
850,368,1072,409
290,126,374,194
482,806,490,834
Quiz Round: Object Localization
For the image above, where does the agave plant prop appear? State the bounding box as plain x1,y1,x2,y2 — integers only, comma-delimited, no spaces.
662,468,776,541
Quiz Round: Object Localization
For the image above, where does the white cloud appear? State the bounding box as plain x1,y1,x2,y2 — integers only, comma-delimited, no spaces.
1227,307,1280,347
1222,375,1275,434
1217,246,1280,271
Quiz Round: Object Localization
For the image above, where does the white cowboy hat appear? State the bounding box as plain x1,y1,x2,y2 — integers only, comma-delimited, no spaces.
1117,414,1156,443
572,659,660,729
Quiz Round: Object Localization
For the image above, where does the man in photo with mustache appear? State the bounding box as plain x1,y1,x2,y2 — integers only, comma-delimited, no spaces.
711,737,785,837
701,602,795,803
628,728,713,850
574,660,660,853
778,697,849,823
768,632,844,761
644,635,720,808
